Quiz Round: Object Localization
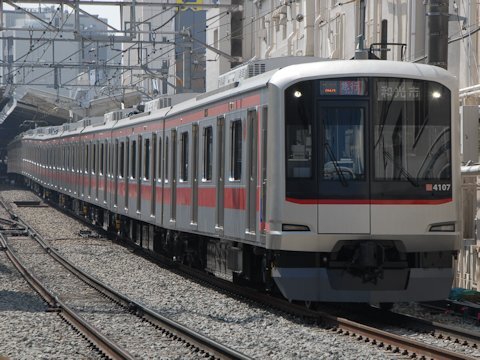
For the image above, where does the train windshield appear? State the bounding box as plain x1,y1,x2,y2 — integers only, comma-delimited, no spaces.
285,77,452,200
373,79,451,182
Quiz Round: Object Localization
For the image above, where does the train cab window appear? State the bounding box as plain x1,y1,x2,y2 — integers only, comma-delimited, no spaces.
373,79,451,182
285,82,313,179
180,132,189,181
144,138,150,180
320,106,365,181
130,140,136,179
230,120,242,181
203,126,213,181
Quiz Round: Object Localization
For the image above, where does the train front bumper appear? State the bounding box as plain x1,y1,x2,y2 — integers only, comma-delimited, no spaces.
271,267,453,303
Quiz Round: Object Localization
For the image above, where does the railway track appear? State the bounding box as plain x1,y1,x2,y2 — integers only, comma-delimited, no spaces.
153,256,480,360
0,212,251,359
1,187,478,360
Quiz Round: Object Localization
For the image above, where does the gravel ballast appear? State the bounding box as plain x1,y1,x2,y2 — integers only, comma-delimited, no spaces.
3,187,469,359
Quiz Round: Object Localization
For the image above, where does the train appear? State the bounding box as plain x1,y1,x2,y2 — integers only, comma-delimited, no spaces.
7,58,461,307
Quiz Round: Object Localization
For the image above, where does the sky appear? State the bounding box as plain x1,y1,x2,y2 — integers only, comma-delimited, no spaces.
6,3,122,30
81,5,121,30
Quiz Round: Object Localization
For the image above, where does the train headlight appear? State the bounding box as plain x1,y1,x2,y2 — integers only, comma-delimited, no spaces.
293,90,302,98
282,224,310,231
429,223,455,232
431,91,442,99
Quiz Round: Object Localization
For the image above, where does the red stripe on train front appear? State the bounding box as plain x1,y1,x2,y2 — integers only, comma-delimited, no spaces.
286,198,453,205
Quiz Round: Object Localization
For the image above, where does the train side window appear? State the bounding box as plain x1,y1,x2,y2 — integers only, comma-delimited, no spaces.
85,144,89,173
92,143,96,175
165,137,169,182
114,141,119,178
180,131,189,182
230,119,242,181
138,136,143,181
203,126,213,181
130,140,136,179
144,138,150,180
157,137,162,181
72,145,75,171
65,147,69,171
119,141,125,178
100,143,104,175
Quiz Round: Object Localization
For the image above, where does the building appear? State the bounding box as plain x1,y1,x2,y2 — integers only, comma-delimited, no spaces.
0,5,119,99
206,1,476,93
121,1,207,98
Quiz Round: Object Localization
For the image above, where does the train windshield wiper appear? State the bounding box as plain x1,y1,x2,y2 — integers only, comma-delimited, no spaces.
383,150,419,187
324,142,349,187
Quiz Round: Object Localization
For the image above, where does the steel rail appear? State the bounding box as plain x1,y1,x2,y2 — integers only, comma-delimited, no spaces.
0,232,135,360
6,204,252,360
335,317,475,360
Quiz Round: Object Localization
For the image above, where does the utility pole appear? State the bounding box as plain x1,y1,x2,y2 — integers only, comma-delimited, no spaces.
354,0,368,59
425,0,449,69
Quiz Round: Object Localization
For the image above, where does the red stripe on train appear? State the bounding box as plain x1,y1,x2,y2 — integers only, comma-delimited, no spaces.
286,198,452,205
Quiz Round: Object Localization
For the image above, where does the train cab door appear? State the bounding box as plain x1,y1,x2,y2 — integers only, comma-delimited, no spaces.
316,101,370,234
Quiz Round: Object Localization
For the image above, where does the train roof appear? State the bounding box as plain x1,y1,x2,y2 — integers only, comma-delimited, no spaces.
269,60,458,91
12,59,458,143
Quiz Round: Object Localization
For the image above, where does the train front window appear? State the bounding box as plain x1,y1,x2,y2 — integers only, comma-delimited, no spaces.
321,106,365,182
286,81,314,180
285,77,451,201
373,79,451,182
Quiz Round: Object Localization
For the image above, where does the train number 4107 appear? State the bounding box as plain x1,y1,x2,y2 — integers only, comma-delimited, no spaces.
426,183,451,192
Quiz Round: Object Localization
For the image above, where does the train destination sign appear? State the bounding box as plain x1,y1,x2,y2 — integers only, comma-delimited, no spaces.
377,81,421,101
319,79,367,96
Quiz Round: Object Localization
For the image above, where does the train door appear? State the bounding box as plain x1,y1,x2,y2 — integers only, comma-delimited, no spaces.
103,141,109,205
215,116,225,233
83,142,88,198
191,124,199,226
246,109,258,235
95,141,100,201
316,101,370,234
151,133,157,218
162,134,170,225
170,129,177,224
137,135,143,215
88,141,93,199
73,142,82,197
125,138,130,211
114,140,119,208
156,134,163,225
260,107,268,235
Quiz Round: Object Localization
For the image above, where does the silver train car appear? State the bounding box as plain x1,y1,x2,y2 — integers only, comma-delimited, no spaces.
8,59,461,306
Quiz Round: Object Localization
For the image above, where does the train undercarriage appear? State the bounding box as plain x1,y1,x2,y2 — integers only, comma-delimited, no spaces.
17,176,455,308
